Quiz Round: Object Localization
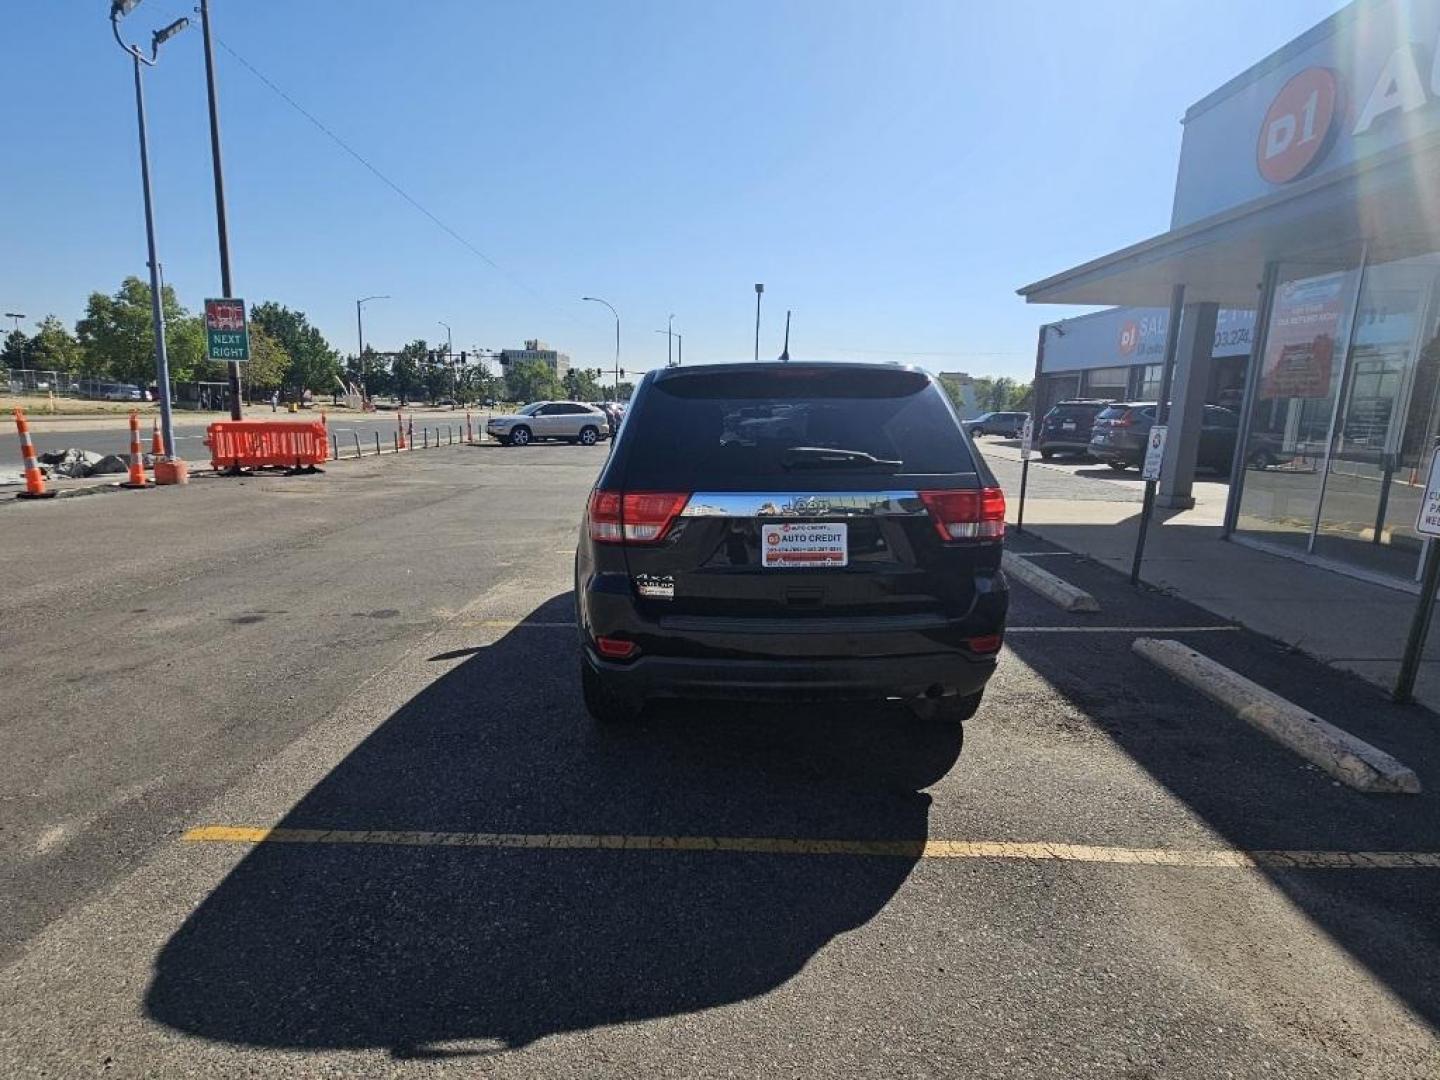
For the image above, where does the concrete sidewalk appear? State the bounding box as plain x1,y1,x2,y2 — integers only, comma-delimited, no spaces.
986,452,1440,713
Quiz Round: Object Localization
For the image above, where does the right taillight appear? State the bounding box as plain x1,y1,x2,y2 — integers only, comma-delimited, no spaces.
918,487,1006,542
587,489,690,544
1111,410,1135,428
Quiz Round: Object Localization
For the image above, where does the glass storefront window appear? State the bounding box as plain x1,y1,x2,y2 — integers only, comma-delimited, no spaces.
1312,251,1440,578
1234,245,1440,584
1083,366,1128,399
1136,364,1163,401
1235,248,1365,552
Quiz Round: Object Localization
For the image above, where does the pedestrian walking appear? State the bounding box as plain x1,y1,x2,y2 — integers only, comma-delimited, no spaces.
270,390,279,412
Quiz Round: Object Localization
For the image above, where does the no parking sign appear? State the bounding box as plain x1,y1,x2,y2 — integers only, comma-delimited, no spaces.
1142,425,1167,481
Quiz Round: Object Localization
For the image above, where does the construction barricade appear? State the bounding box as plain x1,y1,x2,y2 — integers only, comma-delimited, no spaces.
203,418,330,473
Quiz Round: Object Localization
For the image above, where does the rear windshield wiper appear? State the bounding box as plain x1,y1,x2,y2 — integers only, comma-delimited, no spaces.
780,446,902,471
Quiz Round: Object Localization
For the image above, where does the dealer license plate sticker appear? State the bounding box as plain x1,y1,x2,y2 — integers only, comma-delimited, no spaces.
762,522,848,568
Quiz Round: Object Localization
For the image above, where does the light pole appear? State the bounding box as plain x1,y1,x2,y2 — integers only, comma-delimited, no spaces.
754,283,764,362
196,0,242,419
356,295,387,401
437,320,453,402
4,313,25,333
581,297,621,399
110,0,189,458
656,324,680,367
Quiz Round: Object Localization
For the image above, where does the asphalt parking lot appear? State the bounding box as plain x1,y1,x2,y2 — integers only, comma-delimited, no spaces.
1,443,1437,1078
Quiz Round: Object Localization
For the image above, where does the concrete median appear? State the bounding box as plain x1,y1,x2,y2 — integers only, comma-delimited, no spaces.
1133,637,1421,795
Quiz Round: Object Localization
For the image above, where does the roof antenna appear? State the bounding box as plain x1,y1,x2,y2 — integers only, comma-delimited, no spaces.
779,309,791,362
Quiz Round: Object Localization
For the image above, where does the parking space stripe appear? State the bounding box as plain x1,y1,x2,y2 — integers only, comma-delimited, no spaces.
180,826,1440,869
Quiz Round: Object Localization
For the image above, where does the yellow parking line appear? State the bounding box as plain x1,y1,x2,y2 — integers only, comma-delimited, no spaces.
180,826,1440,869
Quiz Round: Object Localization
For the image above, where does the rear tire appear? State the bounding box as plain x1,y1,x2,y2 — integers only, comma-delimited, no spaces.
1040,449,1055,460
1107,461,1129,471
581,659,643,724
911,690,983,724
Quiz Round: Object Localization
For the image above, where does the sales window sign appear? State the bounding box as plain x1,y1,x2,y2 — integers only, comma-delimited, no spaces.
205,298,250,362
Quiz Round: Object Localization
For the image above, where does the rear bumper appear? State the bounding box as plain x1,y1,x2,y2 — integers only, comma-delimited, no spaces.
1038,437,1092,453
578,571,1006,702
1088,441,1142,465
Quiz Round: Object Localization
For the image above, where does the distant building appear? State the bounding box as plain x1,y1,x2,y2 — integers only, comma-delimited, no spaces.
937,371,980,419
498,340,570,381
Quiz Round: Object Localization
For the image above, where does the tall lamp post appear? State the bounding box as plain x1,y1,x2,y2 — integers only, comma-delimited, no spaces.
753,283,764,362
4,313,24,333
356,295,387,401
110,0,188,458
581,297,620,398
437,320,453,402
197,0,242,419
656,322,680,367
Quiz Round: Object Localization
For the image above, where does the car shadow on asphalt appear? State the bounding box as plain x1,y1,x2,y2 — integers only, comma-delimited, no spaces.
1001,533,1440,1031
144,593,962,1058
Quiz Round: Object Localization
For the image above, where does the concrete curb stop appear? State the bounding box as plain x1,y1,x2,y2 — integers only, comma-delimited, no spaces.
1002,551,1100,613
1132,637,1422,795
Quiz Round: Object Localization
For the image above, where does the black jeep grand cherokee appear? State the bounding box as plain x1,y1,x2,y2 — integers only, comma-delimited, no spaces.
575,362,1008,724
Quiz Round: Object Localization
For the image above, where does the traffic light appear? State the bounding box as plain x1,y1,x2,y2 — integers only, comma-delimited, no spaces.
427,350,436,363
459,350,467,363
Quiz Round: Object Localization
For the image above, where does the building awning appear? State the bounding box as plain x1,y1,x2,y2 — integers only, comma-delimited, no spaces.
1018,131,1440,308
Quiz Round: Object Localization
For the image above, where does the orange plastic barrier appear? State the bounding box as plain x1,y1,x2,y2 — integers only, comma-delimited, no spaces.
203,419,330,472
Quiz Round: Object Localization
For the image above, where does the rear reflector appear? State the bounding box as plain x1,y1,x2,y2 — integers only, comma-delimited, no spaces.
965,634,1003,654
587,490,691,543
595,636,637,659
918,487,1006,541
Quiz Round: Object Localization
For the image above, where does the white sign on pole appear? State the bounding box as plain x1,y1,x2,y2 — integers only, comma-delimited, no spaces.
1142,425,1168,481
1415,449,1440,536
1019,417,1033,461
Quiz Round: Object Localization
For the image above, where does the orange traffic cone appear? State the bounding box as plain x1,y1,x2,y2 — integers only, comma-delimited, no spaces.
397,411,407,451
466,410,474,443
121,410,151,489
151,419,164,458
13,408,56,500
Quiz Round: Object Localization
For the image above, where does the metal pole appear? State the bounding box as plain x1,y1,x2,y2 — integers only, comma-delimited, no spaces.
1016,456,1030,534
1396,478,1440,703
353,431,361,458
131,54,177,458
667,314,674,367
198,0,242,420
754,284,764,362
1131,283,1186,587
677,333,682,367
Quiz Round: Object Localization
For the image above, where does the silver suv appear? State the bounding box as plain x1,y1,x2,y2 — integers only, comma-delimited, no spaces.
487,401,610,446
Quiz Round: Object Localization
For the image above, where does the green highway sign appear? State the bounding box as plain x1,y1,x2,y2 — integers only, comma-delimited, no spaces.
204,298,250,362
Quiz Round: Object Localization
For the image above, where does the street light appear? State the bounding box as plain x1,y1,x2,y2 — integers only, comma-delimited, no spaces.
754,283,764,362
654,329,683,366
4,313,25,332
198,0,242,420
356,295,388,401
581,297,621,398
437,320,454,403
110,0,190,458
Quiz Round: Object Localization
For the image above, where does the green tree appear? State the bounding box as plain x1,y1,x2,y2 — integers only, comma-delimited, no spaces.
563,366,607,402
505,359,562,403
76,277,203,385
230,324,288,393
614,380,635,402
2,329,29,369
390,339,429,405
249,301,340,398
27,316,83,371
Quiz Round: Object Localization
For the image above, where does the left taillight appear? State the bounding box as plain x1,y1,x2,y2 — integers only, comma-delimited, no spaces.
587,490,690,544
918,487,1006,542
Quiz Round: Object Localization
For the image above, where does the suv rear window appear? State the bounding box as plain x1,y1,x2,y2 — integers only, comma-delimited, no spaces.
1096,405,1134,420
1048,404,1104,420
621,368,974,488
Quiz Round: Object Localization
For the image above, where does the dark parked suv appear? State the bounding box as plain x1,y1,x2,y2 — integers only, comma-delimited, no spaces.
1038,400,1110,459
1088,402,1241,472
575,362,1009,725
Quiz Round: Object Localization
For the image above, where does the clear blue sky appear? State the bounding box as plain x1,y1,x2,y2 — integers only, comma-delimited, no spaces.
3,0,1345,381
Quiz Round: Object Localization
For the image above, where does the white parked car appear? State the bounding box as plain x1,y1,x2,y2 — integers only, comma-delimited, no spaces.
486,401,610,446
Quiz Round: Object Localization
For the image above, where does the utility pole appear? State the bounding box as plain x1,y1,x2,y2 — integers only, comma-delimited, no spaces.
780,309,791,361
438,320,453,401
667,314,674,367
110,1,188,458
754,283,764,362
356,295,387,401
677,333,682,366
198,0,242,420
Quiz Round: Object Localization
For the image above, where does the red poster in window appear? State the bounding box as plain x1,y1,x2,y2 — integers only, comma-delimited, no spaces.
1259,273,1349,400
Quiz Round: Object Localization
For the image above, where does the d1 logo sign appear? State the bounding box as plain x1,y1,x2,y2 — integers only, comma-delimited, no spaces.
1118,320,1140,356
1257,67,1340,184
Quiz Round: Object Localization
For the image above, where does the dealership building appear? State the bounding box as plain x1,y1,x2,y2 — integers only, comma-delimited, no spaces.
1022,0,1440,591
